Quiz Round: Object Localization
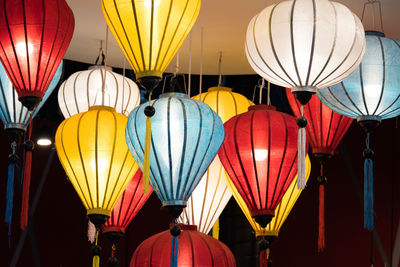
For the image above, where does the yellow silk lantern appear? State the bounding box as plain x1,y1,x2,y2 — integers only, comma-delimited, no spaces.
55,106,138,227
178,87,253,237
227,156,311,237
101,0,201,80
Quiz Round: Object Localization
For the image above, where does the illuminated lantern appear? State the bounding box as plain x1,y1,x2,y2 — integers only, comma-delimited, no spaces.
317,32,400,230
1,61,63,237
102,169,153,264
218,105,302,230
178,86,253,236
0,0,74,110
245,0,365,188
227,156,311,266
286,88,353,251
55,106,138,266
58,66,140,118
130,225,236,267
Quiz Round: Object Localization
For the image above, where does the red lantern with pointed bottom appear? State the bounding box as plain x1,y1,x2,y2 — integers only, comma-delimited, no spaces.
218,105,302,229
130,224,236,267
101,169,153,264
286,88,353,251
0,0,75,110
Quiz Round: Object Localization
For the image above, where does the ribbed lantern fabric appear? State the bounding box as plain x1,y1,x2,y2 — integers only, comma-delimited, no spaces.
101,0,201,79
55,106,138,218
126,92,224,208
58,66,140,118
317,33,400,121
286,88,353,155
178,87,253,234
0,0,74,109
227,156,311,237
0,61,63,131
102,169,152,234
130,225,236,267
218,105,301,227
245,0,365,92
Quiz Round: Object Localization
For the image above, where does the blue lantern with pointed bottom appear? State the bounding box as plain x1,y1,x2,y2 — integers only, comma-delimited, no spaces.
317,31,400,231
0,61,62,240
126,92,225,217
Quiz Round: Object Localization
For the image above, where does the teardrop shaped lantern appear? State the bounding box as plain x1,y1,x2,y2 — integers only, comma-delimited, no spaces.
101,0,201,90
56,105,138,266
226,156,311,266
58,66,140,118
245,0,365,189
178,86,253,235
102,169,153,264
0,0,74,110
286,88,352,251
218,105,302,229
130,225,236,267
317,32,400,231
1,61,62,237
126,92,225,220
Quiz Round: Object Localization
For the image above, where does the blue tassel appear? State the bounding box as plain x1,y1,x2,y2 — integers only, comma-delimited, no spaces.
364,135,374,230
170,236,179,267
5,162,15,247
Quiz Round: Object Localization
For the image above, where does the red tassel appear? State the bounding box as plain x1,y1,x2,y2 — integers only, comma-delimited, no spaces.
318,183,325,252
259,248,269,267
20,114,33,229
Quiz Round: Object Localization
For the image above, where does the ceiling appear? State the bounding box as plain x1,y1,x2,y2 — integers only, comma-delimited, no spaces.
64,0,400,75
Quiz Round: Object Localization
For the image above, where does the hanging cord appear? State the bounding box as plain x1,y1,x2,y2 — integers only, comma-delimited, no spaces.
92,230,101,267
95,40,105,66
217,51,223,87
363,133,374,230
267,81,271,105
259,235,270,267
121,59,128,114
361,0,384,33
370,231,375,267
199,27,204,101
252,78,268,104
20,113,34,229
5,141,18,246
108,243,118,266
101,26,110,106
296,105,307,189
259,79,265,105
317,164,327,252
188,30,193,97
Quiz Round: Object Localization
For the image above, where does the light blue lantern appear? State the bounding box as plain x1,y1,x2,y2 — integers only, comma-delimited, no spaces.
125,92,225,219
0,60,62,239
317,32,400,231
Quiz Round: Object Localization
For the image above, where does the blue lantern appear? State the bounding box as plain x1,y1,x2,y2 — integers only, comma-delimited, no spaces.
317,32,400,231
0,61,62,239
126,92,225,217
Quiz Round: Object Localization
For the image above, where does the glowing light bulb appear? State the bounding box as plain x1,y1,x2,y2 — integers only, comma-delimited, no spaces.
15,42,33,57
254,149,268,161
37,138,52,146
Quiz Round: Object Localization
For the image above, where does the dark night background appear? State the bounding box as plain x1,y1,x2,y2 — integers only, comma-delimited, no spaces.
1,59,399,266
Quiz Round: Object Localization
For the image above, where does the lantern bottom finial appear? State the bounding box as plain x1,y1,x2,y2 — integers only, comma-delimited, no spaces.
88,214,109,229
293,91,314,105
358,119,380,133
313,153,332,166
104,231,123,245
19,96,42,111
254,215,273,229
5,128,25,143
137,76,162,93
167,205,185,219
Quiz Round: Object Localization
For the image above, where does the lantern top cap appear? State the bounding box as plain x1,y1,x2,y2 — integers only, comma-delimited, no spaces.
365,31,385,37
248,105,276,111
160,92,189,99
207,86,232,92
88,65,113,71
88,105,116,112
175,224,197,231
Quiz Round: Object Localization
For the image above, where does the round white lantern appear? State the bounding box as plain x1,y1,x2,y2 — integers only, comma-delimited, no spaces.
245,0,366,93
58,65,140,118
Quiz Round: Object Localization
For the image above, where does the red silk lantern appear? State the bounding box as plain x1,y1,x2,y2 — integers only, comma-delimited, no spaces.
102,169,153,264
130,224,236,267
0,0,74,110
286,88,353,252
218,105,301,229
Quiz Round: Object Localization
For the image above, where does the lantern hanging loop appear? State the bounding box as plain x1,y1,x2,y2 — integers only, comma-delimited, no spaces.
95,40,106,66
361,0,384,33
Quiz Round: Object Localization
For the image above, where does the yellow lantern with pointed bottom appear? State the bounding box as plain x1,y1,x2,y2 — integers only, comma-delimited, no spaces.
55,106,138,228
